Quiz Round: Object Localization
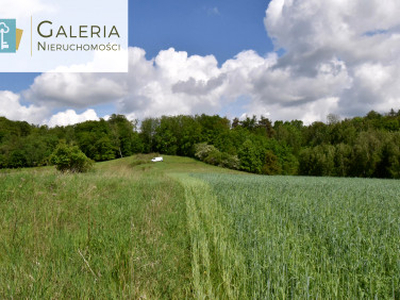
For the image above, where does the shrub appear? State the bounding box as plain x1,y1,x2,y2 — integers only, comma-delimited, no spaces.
50,142,93,173
194,143,217,161
223,153,240,169
194,143,240,170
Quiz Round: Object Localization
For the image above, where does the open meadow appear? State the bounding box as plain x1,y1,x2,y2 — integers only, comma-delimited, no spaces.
1,155,400,298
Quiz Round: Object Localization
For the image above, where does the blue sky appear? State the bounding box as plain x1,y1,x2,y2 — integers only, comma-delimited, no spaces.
0,73,39,92
1,0,399,126
131,0,273,63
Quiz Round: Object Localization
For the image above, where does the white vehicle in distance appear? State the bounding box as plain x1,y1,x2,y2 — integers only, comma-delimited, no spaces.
151,156,163,162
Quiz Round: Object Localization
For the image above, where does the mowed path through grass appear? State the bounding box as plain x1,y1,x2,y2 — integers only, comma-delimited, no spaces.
1,155,400,298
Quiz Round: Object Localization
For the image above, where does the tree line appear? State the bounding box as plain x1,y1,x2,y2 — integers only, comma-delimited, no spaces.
1,110,400,178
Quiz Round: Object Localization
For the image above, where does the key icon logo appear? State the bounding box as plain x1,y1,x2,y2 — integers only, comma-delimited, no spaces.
0,22,10,50
0,19,22,53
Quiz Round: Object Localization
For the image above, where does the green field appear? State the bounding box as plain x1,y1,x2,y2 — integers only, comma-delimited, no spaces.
1,155,399,298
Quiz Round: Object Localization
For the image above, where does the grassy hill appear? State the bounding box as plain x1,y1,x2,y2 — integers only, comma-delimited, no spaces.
1,155,400,298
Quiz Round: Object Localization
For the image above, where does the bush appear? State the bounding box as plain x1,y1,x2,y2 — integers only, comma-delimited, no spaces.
194,143,217,161
219,152,240,170
194,143,240,170
50,142,93,173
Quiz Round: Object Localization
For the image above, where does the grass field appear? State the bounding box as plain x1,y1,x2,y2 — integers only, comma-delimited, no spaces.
1,155,400,298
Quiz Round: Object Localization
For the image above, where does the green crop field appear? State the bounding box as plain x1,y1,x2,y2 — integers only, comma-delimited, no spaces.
1,155,399,298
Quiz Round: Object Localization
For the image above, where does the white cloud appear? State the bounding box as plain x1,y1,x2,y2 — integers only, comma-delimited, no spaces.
0,91,49,124
122,47,224,118
241,97,340,125
47,109,99,127
49,48,129,73
263,0,400,118
23,47,226,122
24,72,126,108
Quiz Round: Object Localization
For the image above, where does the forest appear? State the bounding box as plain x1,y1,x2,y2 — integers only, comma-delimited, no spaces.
1,109,400,178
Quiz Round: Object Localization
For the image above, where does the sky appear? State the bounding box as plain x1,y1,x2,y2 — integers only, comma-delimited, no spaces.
1,0,400,126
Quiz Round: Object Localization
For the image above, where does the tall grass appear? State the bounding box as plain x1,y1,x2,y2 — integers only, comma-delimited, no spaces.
190,174,400,298
0,156,191,298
